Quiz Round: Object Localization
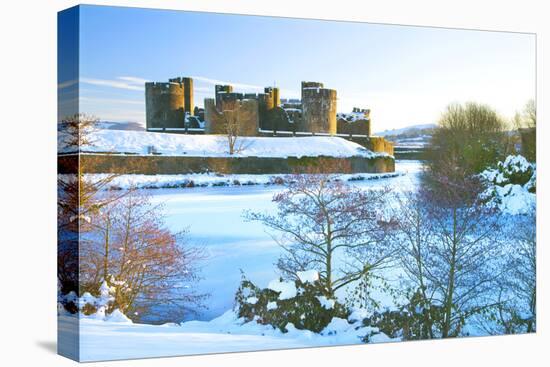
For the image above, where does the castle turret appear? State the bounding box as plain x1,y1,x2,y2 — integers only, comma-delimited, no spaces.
264,87,280,110
169,77,194,116
301,81,324,99
145,81,185,129
145,77,195,129
300,81,337,135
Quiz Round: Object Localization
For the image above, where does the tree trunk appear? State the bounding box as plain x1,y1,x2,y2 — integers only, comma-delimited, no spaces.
442,208,458,338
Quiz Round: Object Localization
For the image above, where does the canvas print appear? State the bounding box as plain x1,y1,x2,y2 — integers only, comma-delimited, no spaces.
57,5,536,362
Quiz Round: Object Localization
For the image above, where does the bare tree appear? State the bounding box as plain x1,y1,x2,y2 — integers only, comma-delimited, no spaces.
412,158,505,338
508,212,537,332
393,186,506,337
57,114,123,227
58,113,98,150
478,212,536,334
513,99,536,130
57,113,142,300
391,190,438,338
80,190,207,322
58,114,122,295
513,100,536,162
427,102,512,177
223,109,251,155
223,110,238,155
246,172,395,298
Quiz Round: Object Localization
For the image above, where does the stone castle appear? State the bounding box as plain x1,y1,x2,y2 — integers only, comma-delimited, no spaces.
145,77,393,155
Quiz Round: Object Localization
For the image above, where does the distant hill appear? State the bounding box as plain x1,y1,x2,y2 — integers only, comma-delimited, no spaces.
375,123,436,138
97,121,145,131
374,123,436,150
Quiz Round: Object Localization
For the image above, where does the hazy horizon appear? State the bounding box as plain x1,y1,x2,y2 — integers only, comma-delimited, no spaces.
58,5,536,131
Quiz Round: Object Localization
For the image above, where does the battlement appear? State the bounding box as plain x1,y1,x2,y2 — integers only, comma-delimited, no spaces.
169,76,193,84
145,82,184,90
281,98,301,104
302,87,337,99
301,81,324,90
215,85,233,93
352,107,370,115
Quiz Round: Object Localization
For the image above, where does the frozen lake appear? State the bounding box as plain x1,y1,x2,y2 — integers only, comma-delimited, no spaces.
148,160,424,320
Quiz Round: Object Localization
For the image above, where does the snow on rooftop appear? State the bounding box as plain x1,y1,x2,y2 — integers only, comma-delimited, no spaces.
337,111,369,122
60,129,384,159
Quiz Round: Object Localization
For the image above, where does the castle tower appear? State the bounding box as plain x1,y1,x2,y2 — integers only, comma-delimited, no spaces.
264,87,280,110
272,87,280,107
218,92,244,109
215,84,234,109
300,81,337,135
145,81,185,129
168,77,194,116
301,81,324,100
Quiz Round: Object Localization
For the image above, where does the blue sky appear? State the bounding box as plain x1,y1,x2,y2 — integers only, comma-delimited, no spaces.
60,5,536,131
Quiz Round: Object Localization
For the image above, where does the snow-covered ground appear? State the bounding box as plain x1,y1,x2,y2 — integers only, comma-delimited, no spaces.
80,171,404,190
59,129,388,158
391,135,431,149
62,309,393,361
142,160,422,320
64,161,420,361
67,159,536,361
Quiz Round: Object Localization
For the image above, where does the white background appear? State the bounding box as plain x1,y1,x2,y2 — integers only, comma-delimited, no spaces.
0,0,548,366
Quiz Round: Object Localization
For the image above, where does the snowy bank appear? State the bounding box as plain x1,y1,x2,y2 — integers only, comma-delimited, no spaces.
65,308,394,361
59,129,389,158
66,171,404,190
61,271,396,361
480,155,536,215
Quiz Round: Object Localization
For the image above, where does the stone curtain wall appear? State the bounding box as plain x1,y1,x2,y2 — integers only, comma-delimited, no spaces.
367,136,394,156
337,119,371,137
204,98,259,136
60,154,395,175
